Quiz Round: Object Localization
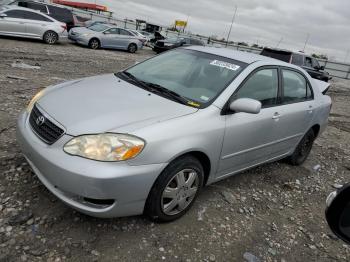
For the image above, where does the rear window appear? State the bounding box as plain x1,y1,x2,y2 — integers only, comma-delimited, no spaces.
291,54,304,66
260,48,292,63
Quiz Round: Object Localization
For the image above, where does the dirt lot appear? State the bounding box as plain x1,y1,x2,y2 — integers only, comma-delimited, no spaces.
0,37,350,262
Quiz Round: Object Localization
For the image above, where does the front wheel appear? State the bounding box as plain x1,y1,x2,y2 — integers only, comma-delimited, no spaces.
287,129,315,166
88,38,100,49
128,43,137,53
145,156,204,222
43,31,58,45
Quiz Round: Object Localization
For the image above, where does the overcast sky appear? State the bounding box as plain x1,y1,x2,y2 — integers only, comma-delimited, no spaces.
76,1,349,61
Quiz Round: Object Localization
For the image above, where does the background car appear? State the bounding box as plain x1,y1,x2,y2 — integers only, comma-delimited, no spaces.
69,24,142,52
260,47,332,82
10,0,76,31
153,36,204,53
326,183,350,245
0,5,67,44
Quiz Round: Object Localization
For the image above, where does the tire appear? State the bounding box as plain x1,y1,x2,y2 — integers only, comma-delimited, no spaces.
88,38,100,49
43,31,58,45
287,129,315,166
128,43,137,53
145,155,204,222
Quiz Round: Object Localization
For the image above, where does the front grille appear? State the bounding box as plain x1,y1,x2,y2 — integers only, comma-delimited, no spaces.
29,104,64,145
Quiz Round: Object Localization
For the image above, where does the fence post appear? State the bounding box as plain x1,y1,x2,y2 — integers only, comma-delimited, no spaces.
346,66,350,80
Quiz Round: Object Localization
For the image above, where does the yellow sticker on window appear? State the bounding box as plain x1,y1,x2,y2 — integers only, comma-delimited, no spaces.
188,101,201,107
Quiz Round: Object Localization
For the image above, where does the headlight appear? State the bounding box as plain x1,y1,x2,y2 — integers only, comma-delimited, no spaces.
64,134,145,162
82,33,90,37
27,89,45,112
164,43,173,47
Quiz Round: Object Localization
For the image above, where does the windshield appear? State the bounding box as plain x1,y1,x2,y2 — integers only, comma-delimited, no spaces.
88,24,109,32
124,49,247,107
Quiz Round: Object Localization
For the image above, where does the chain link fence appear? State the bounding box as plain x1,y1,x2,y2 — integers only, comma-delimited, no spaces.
71,8,350,80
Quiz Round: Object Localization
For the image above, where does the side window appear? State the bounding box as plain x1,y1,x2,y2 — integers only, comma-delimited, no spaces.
23,11,52,22
104,28,120,35
119,29,132,36
291,54,304,66
4,10,25,19
305,57,313,68
235,68,279,108
282,70,313,103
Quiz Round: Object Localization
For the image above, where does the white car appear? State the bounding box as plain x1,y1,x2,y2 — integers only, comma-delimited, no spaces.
0,5,68,44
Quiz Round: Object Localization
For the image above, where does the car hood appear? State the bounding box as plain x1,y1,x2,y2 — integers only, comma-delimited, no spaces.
37,74,198,136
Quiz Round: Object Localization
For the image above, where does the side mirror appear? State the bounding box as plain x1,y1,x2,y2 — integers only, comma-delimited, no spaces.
325,183,350,244
0,13,7,18
229,98,261,114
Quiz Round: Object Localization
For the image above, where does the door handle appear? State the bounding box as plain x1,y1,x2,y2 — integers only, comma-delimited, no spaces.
19,22,25,24
307,105,313,113
272,112,281,119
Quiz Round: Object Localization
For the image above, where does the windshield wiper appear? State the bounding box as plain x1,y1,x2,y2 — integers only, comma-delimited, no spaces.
117,72,196,106
139,81,191,105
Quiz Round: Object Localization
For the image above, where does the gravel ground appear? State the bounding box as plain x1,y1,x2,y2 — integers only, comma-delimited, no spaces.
0,37,350,262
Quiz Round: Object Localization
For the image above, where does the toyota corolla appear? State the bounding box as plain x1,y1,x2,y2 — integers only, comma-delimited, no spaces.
17,46,331,222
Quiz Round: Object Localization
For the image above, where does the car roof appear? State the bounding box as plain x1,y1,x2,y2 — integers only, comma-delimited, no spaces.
186,46,298,66
2,5,42,13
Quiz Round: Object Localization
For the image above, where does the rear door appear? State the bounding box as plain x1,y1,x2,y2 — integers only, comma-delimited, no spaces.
0,10,27,36
22,10,53,37
118,28,135,49
271,68,316,153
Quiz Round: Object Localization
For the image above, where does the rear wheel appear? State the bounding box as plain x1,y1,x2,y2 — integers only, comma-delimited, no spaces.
88,38,100,49
43,31,58,45
287,129,315,166
145,156,204,222
128,43,137,53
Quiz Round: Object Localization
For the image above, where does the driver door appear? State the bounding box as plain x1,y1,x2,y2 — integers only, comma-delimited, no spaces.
217,67,283,178
102,28,122,48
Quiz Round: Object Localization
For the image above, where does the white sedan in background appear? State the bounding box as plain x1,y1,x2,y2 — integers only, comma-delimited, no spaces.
0,5,68,44
69,24,143,53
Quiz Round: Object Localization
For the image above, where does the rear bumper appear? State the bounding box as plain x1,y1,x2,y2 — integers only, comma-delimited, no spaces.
16,110,167,218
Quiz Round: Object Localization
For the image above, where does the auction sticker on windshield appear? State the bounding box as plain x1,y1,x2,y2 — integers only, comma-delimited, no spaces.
210,60,240,71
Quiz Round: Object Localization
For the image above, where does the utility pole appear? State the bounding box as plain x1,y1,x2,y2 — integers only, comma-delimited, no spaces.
184,14,190,33
276,37,283,48
302,33,310,52
226,5,238,47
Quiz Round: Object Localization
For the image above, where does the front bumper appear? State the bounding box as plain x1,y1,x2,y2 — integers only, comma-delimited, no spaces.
16,111,166,218
152,45,172,53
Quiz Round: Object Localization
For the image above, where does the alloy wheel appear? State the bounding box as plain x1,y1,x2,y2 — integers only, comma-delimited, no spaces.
45,32,57,44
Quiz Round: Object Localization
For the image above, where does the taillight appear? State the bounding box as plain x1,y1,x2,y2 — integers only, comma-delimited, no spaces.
61,25,67,31
139,38,146,43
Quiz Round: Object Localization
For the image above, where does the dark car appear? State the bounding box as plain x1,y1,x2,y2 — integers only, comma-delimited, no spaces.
10,0,75,31
153,37,204,53
260,48,331,82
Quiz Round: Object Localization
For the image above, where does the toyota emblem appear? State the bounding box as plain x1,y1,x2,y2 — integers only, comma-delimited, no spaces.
35,115,45,126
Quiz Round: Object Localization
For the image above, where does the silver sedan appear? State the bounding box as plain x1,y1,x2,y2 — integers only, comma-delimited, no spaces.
17,47,332,222
0,5,68,44
69,24,143,53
